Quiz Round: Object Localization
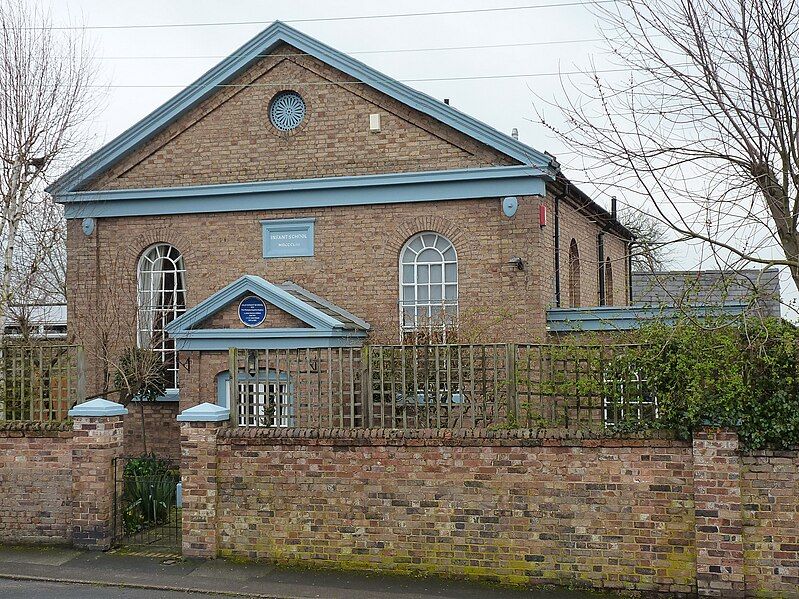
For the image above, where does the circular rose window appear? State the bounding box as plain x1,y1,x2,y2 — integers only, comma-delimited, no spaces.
269,91,306,131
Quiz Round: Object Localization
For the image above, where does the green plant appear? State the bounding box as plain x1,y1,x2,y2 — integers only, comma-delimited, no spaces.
113,347,168,404
619,318,799,449
113,347,169,454
121,455,179,536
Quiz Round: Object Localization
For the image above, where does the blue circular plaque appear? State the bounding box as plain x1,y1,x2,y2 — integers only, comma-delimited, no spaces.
238,296,267,327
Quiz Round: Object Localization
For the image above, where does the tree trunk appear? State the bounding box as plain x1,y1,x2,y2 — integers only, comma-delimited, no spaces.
139,400,148,456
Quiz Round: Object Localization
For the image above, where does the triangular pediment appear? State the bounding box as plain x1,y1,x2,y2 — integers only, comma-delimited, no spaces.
165,275,367,336
48,21,553,195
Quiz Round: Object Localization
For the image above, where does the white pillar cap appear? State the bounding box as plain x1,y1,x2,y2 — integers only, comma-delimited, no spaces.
68,398,128,417
177,402,230,422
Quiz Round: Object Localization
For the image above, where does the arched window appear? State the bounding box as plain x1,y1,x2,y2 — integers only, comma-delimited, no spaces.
399,232,458,336
568,239,581,308
604,257,614,305
137,244,186,391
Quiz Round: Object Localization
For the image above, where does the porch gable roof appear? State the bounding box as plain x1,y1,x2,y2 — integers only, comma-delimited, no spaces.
165,275,369,350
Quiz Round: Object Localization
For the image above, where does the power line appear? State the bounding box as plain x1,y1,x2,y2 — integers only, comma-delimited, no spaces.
38,1,614,31
82,66,676,88
94,37,607,60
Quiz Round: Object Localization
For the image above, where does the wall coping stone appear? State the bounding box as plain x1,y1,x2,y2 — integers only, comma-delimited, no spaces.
68,398,128,417
177,402,230,422
217,427,684,447
0,420,73,432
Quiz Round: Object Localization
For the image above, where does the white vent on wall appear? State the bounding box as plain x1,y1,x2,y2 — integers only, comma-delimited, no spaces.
369,113,381,132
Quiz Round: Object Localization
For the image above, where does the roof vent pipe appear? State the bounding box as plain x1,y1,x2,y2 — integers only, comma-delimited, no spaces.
511,127,519,140
611,196,617,219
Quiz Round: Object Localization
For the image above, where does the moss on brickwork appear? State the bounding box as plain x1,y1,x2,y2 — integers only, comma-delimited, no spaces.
211,437,703,595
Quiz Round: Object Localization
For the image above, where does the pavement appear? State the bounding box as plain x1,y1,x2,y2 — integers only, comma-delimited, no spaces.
0,545,620,599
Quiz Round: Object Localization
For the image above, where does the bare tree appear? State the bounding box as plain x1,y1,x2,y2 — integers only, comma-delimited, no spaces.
541,0,799,291
0,0,96,341
70,248,171,452
618,207,672,271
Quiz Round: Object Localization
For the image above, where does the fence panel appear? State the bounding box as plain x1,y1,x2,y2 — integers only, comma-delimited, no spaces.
229,343,653,431
516,343,651,429
1,344,83,422
230,347,366,428
367,344,512,429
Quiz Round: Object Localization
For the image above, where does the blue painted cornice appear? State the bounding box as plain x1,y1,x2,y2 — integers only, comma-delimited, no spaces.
171,329,367,351
48,21,554,196
57,165,547,219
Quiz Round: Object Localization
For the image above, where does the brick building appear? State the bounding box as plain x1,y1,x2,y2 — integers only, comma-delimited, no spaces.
49,22,631,456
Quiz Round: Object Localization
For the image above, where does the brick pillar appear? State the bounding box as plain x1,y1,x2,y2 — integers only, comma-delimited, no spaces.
69,398,127,550
178,402,229,558
693,428,745,597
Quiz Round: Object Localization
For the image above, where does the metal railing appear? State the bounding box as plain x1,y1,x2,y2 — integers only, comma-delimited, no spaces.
1,343,85,422
229,343,653,431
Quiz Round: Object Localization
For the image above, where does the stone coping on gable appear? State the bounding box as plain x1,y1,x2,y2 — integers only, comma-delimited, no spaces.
218,427,683,447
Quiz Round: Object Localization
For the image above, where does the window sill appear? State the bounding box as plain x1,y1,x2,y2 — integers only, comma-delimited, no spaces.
130,389,180,402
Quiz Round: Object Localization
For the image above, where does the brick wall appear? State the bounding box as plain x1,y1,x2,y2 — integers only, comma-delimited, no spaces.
67,196,557,398
0,423,74,545
213,429,696,594
741,449,799,596
0,416,126,550
123,402,181,461
177,427,799,597
537,192,629,309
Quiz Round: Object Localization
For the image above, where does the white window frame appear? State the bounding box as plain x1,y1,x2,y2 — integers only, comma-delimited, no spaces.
137,243,186,393
235,380,293,428
602,370,658,427
399,232,458,337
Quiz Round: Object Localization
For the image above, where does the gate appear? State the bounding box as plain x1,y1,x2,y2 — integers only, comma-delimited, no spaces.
112,456,181,554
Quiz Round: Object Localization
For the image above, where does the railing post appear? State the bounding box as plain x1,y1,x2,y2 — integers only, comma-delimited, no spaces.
361,346,372,428
76,346,87,404
228,348,238,427
506,343,518,425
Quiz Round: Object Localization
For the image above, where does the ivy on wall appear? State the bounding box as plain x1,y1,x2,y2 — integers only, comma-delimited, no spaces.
619,318,799,450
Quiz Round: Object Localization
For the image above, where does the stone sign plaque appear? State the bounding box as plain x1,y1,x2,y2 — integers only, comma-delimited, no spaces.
261,218,315,258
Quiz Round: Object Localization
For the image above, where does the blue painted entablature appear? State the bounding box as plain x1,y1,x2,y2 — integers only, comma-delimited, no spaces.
546,304,748,333
165,275,369,351
55,165,547,219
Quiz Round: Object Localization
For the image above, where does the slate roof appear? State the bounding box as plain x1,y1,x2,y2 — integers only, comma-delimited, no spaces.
631,269,782,318
278,281,369,331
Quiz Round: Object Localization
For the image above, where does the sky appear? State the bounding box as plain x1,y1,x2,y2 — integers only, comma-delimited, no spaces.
40,0,798,315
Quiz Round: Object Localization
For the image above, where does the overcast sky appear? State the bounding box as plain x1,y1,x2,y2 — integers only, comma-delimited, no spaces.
41,0,797,315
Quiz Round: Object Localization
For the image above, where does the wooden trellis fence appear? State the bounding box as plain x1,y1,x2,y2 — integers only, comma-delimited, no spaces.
229,343,653,430
0,344,85,422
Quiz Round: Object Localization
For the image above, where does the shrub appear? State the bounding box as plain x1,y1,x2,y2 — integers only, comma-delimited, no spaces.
620,318,799,449
121,455,179,535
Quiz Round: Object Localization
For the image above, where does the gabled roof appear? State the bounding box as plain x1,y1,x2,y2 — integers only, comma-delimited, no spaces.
165,275,369,336
48,21,555,196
